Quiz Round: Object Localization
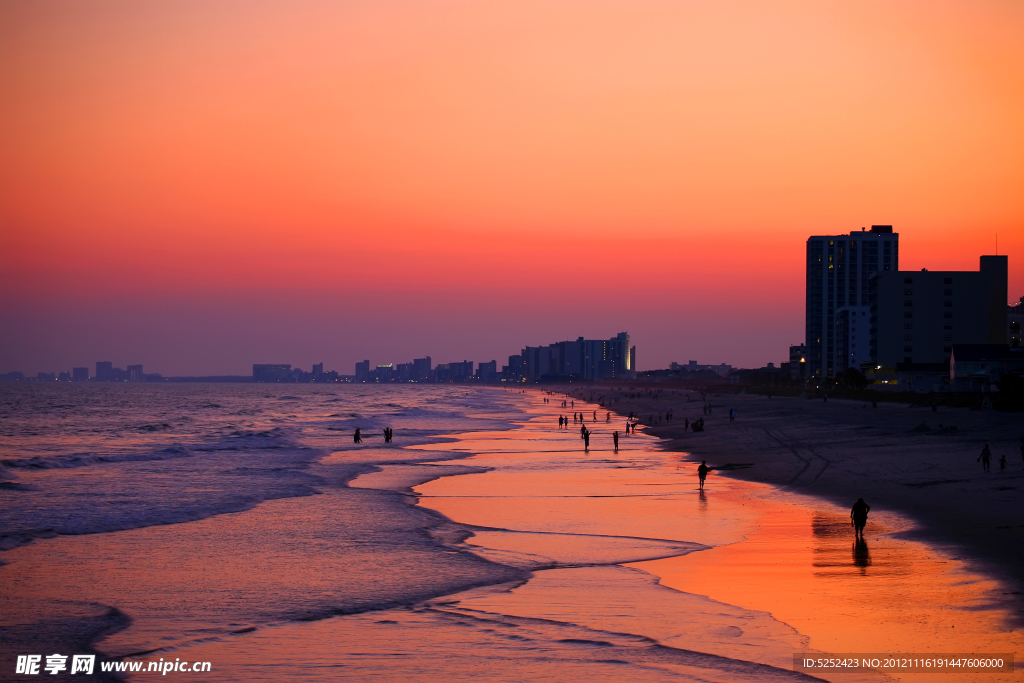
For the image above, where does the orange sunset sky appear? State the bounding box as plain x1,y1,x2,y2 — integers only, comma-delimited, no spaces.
2,0,1022,375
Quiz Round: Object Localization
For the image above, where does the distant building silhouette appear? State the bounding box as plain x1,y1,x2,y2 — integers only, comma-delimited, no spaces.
806,226,898,378
354,360,370,382
127,364,144,382
95,361,114,382
72,367,89,382
253,364,292,382
507,332,634,382
871,255,1008,367
413,357,432,381
1007,296,1022,348
476,360,497,381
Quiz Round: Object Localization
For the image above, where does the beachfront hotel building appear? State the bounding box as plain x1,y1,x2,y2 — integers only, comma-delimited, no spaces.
507,332,635,382
806,226,899,378
869,255,1008,367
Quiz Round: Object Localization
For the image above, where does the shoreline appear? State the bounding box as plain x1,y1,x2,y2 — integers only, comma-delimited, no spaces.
578,385,1024,615
413,389,1023,680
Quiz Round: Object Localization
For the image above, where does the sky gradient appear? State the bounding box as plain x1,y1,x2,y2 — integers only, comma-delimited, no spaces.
2,0,1023,375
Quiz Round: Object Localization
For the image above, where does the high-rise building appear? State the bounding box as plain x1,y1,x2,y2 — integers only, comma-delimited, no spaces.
312,363,324,379
253,364,292,382
869,255,1008,367
833,307,870,374
72,367,89,382
354,360,370,382
1009,296,1023,348
95,361,114,382
512,333,633,381
412,357,432,381
806,226,898,378
127,364,144,382
476,361,497,381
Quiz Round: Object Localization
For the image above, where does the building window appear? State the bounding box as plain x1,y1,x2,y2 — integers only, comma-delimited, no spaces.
904,312,913,319
944,289,953,296
944,277,952,284
944,312,952,319
943,334,952,341
903,277,913,285
944,346,952,353
904,301,913,307
944,301,952,307
904,289,913,295
944,324,952,330
904,346,913,352
904,334,913,341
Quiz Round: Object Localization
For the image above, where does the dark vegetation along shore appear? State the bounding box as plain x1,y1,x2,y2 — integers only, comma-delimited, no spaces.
560,383,1024,610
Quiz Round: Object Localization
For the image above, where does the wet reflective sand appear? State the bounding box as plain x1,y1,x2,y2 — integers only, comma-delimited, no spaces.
414,395,1023,681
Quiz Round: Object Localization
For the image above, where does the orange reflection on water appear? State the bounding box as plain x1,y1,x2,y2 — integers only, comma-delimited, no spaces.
631,482,1022,680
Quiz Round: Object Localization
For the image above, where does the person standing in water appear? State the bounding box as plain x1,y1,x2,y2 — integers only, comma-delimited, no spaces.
613,431,619,451
583,428,590,451
851,498,870,538
697,460,709,491
354,428,362,444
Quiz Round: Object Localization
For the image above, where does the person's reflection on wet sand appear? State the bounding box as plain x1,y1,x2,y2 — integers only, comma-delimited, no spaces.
853,537,872,573
698,489,707,513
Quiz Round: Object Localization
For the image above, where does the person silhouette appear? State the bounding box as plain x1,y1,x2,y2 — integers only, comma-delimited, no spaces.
613,431,619,451
979,444,992,472
1000,452,1007,472
697,460,709,491
583,428,590,451
851,498,870,538
354,428,362,444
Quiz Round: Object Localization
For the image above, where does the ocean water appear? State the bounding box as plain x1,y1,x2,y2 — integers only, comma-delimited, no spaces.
2,384,1020,682
0,383,529,678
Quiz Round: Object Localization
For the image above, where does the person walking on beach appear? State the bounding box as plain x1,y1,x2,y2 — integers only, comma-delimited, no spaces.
851,498,870,538
697,460,709,491
354,428,362,444
558,415,563,429
613,431,619,451
684,417,689,432
979,443,992,472
1000,452,1007,473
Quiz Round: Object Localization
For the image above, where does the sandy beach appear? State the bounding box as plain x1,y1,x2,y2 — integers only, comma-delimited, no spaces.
584,387,1024,608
